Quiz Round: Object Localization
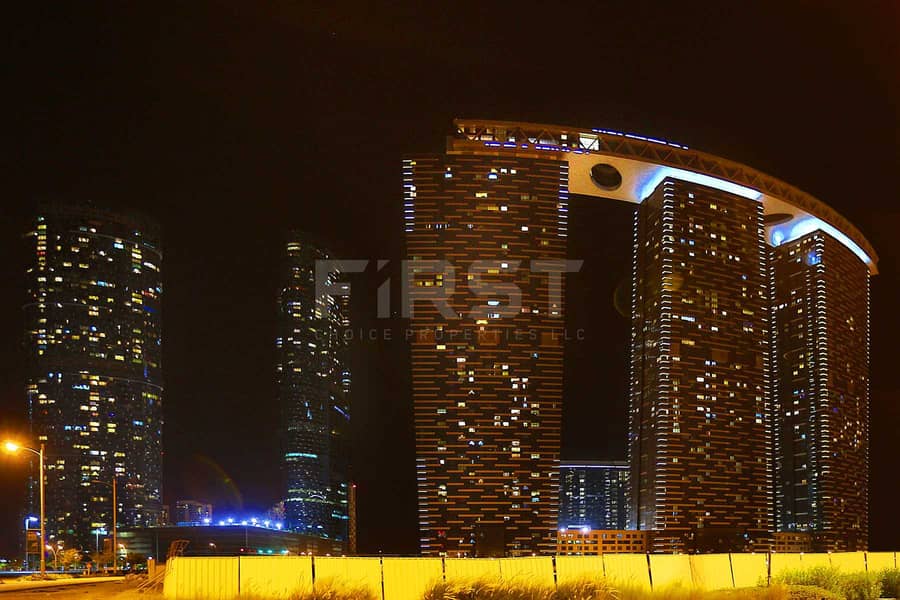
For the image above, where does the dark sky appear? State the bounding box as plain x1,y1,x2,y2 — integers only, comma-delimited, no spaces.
0,3,897,556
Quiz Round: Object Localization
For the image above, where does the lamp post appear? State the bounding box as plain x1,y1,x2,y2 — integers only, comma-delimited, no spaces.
45,545,57,571
90,477,118,574
4,441,46,577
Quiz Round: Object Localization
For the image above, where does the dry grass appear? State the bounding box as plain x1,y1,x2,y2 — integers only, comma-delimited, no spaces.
422,577,615,600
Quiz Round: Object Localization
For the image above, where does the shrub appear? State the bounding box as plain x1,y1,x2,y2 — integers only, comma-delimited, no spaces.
555,578,617,600
780,584,842,600
773,567,845,594
879,569,900,599
289,581,380,600
838,572,881,600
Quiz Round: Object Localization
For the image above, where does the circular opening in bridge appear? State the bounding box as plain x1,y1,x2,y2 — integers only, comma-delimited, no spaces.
590,163,622,190
763,213,793,226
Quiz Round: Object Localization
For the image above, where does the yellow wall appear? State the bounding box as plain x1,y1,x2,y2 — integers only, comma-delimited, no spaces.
443,557,502,581
689,554,733,590
730,553,769,588
499,556,554,587
650,554,692,589
314,556,382,597
239,556,312,599
770,552,804,579
162,551,900,599
800,552,832,569
866,552,896,571
555,555,604,584
163,557,240,600
603,553,651,589
830,552,866,573
381,558,444,600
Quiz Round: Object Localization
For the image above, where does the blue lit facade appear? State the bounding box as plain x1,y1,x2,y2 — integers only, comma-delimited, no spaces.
24,204,164,550
559,461,629,531
276,233,350,548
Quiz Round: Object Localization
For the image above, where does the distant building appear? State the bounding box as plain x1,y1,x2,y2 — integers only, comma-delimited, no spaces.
24,204,164,550
559,461,629,531
173,500,213,526
118,524,342,561
556,529,650,555
773,531,813,553
771,231,870,551
276,232,351,544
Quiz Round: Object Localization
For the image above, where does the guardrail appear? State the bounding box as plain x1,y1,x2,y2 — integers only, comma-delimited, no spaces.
162,552,898,600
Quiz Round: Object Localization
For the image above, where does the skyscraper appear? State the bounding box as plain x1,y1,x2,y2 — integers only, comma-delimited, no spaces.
629,178,772,551
411,119,876,554
404,154,568,556
24,203,164,550
276,233,351,549
559,461,629,531
770,230,870,550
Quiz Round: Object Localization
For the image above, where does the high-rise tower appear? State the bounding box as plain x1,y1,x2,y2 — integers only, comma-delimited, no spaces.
770,230,869,550
411,119,876,554
276,233,351,549
629,179,772,551
24,203,164,549
404,154,568,556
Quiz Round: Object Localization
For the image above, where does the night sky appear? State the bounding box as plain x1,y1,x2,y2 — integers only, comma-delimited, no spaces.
1,3,897,556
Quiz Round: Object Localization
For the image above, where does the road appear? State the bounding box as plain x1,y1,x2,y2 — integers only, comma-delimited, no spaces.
0,578,153,599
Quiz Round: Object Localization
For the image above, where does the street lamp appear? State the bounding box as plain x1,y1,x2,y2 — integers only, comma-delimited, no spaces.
45,545,57,571
89,477,118,574
4,441,46,577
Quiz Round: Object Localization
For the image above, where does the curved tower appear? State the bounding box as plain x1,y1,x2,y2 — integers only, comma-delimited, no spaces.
24,203,164,550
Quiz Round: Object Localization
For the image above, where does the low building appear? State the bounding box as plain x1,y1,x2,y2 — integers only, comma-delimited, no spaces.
117,525,344,561
556,529,650,555
173,500,213,526
774,531,813,553
559,461,629,531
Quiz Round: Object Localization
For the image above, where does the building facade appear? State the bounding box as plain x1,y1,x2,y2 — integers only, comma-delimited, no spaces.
629,179,773,551
770,231,869,550
556,529,649,555
173,500,213,526
276,233,351,549
411,119,876,555
405,154,568,556
24,204,164,550
559,461,628,531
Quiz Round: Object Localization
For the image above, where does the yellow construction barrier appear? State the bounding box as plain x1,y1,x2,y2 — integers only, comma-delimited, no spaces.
163,556,240,600
689,554,733,590
830,552,866,573
730,553,768,588
444,557,502,581
800,552,832,569
555,555,604,584
381,557,444,600
314,556,382,597
499,556,554,587
160,551,899,599
866,552,897,572
770,552,804,579
603,553,651,589
238,556,312,599
650,554,692,589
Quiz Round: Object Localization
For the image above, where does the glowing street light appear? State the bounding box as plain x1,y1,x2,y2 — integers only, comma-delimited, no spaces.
4,441,46,577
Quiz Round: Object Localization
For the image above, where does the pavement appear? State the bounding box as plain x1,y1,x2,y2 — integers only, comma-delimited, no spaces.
0,577,155,599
